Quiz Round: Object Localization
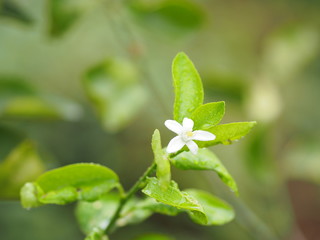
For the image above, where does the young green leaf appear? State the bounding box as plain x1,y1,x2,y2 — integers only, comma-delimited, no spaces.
191,102,225,130
142,177,207,225
151,129,170,188
20,163,119,207
197,121,257,147
170,149,238,194
185,189,235,225
172,52,203,122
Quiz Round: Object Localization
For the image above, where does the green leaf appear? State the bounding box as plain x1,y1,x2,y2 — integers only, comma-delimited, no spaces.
191,102,225,130
171,149,238,194
142,177,207,225
85,231,109,240
197,121,257,147
76,193,119,235
185,189,235,225
0,141,45,199
134,233,175,240
0,125,25,161
172,52,203,122
76,194,155,233
20,163,119,208
151,129,170,188
49,0,85,37
0,77,82,121
129,0,205,37
127,197,181,218
83,59,147,132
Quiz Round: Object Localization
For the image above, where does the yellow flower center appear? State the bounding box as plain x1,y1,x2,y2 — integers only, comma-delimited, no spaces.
186,131,194,137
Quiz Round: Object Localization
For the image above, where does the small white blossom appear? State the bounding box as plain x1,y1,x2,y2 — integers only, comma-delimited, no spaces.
164,117,216,154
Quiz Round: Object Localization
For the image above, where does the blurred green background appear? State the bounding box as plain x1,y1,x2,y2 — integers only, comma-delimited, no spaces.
1,0,320,239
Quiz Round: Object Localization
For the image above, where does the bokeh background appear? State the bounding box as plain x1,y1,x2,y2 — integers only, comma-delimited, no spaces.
1,0,320,239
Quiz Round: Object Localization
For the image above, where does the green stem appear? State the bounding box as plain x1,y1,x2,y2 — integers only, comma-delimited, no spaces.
105,162,157,234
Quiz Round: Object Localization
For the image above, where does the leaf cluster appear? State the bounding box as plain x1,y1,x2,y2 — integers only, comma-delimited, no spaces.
19,53,256,240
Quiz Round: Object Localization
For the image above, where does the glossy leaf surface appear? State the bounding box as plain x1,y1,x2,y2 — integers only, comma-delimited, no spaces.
197,122,257,147
172,52,203,122
191,102,225,130
171,149,238,194
142,177,207,225
20,163,119,208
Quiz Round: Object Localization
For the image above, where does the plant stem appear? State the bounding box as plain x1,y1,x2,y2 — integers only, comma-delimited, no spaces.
105,162,157,234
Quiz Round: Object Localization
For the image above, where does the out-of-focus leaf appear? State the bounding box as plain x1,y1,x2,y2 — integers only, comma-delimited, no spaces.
245,126,276,182
245,80,282,124
142,177,207,225
83,59,147,132
0,124,25,160
20,163,119,208
152,129,170,188
49,0,89,37
0,78,82,121
172,52,203,122
0,141,45,199
171,149,238,194
197,122,257,147
129,0,205,36
134,233,175,240
185,189,234,225
0,0,32,24
191,102,225,130
262,25,319,82
283,141,320,185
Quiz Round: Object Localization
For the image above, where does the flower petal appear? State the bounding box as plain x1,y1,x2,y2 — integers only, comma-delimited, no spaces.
182,118,194,131
166,136,185,153
192,130,216,141
164,120,183,134
186,141,198,154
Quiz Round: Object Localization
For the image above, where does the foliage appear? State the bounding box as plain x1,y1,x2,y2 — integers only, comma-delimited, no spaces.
18,52,255,239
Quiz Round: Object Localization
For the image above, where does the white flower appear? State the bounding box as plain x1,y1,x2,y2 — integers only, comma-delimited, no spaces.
165,117,216,154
